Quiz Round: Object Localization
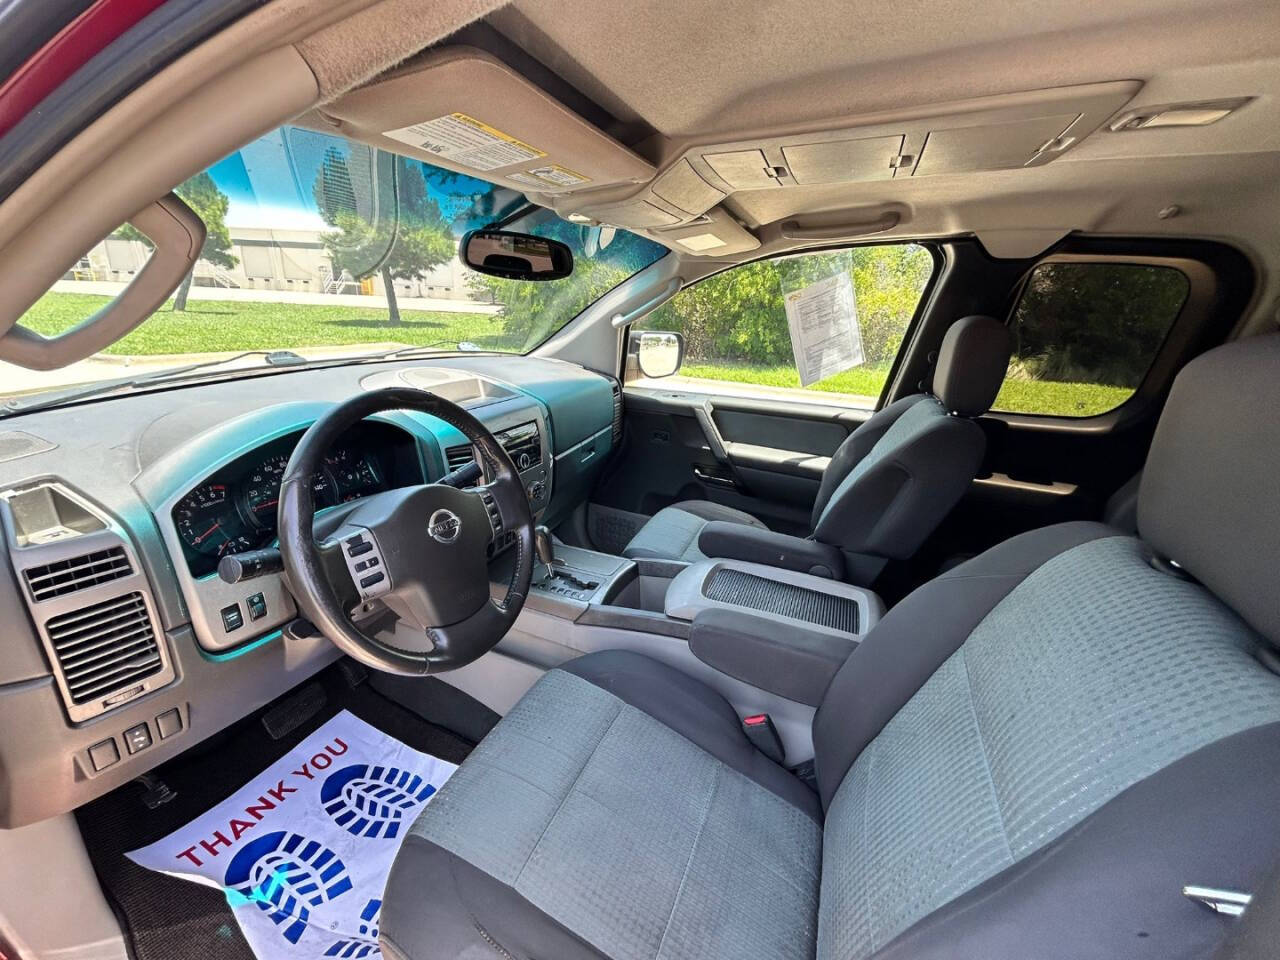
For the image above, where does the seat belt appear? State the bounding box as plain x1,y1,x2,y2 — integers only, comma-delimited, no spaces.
1212,862,1280,959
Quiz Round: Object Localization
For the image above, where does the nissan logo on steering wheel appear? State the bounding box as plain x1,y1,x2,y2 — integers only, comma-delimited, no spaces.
428,508,462,544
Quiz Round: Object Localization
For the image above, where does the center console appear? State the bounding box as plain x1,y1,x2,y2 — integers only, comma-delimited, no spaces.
510,536,884,713
664,560,884,639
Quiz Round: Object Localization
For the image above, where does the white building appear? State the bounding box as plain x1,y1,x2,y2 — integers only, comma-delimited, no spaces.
71,226,481,302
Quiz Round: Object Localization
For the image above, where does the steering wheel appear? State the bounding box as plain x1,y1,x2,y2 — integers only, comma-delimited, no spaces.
277,387,534,675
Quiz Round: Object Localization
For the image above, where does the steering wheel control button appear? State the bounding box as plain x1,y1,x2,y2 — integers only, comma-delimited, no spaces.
341,530,391,600
155,709,183,740
124,723,152,755
89,738,120,771
220,602,244,632
477,491,503,536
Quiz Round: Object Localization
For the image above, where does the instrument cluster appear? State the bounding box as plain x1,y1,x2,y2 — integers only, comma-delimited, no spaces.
170,424,419,577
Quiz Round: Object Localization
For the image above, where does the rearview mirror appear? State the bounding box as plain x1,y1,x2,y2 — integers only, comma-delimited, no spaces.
635,331,685,379
460,229,573,281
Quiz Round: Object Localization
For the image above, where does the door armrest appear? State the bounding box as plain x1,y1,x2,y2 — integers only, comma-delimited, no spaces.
698,520,843,579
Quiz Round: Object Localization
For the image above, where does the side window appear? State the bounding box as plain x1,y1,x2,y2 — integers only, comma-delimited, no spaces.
996,262,1190,417
630,244,934,409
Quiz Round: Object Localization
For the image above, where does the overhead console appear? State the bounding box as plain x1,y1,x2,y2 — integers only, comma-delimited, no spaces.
555,80,1143,255
317,38,1143,259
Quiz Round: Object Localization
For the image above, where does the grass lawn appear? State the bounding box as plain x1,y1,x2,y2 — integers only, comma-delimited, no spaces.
680,359,1132,418
22,293,1133,417
20,292,517,355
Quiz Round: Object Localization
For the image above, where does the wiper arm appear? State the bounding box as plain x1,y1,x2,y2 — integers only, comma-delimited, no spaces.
359,341,464,361
358,341,499,362
2,350,307,416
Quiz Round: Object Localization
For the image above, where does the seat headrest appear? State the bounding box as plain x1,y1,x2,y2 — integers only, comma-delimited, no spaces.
932,315,1012,417
1139,334,1280,645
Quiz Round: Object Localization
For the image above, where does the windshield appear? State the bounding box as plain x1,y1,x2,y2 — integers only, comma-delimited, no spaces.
2,124,667,407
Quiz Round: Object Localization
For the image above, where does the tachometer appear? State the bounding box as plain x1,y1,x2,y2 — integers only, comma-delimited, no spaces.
174,483,255,558
325,448,382,501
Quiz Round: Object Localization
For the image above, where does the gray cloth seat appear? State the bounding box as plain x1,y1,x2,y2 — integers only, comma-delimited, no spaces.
619,498,767,562
620,315,1012,570
382,334,1280,960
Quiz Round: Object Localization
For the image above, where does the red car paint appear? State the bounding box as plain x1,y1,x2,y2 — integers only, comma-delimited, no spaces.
0,0,168,139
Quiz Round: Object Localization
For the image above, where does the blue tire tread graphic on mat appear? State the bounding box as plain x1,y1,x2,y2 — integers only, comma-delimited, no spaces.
223,831,353,944
324,898,382,959
320,763,437,838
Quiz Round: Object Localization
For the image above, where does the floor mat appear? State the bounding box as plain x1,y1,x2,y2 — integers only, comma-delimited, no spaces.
127,711,456,959
76,666,476,960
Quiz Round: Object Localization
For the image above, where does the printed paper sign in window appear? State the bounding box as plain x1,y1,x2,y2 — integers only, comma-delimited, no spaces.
783,269,865,386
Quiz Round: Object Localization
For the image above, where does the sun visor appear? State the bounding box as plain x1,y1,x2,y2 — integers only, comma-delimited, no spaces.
319,46,654,196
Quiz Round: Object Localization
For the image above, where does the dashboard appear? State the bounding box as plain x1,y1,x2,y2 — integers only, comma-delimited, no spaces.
171,423,421,578
0,355,619,827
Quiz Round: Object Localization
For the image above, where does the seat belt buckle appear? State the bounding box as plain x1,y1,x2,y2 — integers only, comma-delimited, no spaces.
742,713,785,765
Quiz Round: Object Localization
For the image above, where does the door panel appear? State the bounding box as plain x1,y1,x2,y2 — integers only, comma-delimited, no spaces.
595,387,869,539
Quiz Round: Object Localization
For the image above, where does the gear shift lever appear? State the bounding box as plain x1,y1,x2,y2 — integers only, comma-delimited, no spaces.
534,525,556,579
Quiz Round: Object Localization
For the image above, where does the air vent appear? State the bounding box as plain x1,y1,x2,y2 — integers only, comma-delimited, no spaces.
23,546,132,601
496,422,541,471
45,592,163,705
611,381,623,444
444,444,476,472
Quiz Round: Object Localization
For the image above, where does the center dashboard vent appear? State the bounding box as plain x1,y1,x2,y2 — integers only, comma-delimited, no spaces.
444,443,476,472
23,546,132,601
45,592,163,705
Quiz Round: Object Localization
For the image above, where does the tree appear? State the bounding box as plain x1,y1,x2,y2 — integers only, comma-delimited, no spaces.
115,172,237,311
1008,263,1188,386
314,150,454,325
466,223,663,351
469,257,630,351
641,245,934,369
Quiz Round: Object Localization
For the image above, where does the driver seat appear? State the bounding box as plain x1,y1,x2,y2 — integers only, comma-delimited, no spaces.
381,335,1280,959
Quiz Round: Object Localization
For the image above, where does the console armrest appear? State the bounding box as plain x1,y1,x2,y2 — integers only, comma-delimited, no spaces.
689,608,856,706
697,521,843,579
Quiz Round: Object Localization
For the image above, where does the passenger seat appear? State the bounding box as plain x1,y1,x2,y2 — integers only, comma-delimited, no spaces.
621,315,1012,583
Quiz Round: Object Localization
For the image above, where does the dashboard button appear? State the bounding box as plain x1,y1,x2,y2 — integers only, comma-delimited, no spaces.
360,571,385,589
247,593,267,621
221,602,244,632
347,540,373,558
124,723,152,754
156,709,183,740
89,738,120,771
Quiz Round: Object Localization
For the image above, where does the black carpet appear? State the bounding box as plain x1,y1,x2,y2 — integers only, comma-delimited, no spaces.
75,662,485,960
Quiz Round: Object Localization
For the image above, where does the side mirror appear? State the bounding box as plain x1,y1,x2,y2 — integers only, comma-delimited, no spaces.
635,331,685,379
460,229,573,281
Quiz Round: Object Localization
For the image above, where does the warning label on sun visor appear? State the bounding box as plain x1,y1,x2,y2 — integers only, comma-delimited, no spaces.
383,113,546,171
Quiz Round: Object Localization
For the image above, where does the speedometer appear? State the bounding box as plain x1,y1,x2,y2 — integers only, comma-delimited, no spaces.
243,454,289,523
174,483,255,558
243,454,336,528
